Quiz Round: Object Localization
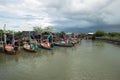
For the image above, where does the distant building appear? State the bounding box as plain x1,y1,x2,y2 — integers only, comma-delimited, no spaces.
86,32,94,39
66,32,72,35
87,32,94,35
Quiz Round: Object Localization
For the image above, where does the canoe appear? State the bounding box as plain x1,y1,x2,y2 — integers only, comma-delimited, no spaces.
40,43,52,50
54,43,73,47
23,44,37,53
4,45,18,55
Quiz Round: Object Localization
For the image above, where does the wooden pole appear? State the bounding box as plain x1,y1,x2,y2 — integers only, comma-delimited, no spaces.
29,31,31,41
3,24,6,45
51,33,53,43
41,34,42,43
3,24,6,52
1,33,3,49
12,31,15,46
1,33,2,42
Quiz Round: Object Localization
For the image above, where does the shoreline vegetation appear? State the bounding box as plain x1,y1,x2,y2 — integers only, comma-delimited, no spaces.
91,30,120,45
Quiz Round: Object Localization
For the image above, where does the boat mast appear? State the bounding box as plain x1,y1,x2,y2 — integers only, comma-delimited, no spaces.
3,24,6,45
12,31,15,46
51,33,53,43
40,33,42,43
1,32,3,47
1,33,2,42
29,31,31,41
3,24,6,52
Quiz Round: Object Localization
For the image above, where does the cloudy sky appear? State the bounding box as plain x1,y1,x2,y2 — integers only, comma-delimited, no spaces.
0,0,120,32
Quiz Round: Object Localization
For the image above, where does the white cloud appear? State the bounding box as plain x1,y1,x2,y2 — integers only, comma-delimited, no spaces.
102,0,120,24
0,0,120,31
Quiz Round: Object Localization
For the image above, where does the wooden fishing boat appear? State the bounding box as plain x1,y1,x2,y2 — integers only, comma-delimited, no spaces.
54,42,73,47
76,38,81,43
40,42,52,50
72,38,81,44
4,45,18,55
23,44,37,53
0,44,3,52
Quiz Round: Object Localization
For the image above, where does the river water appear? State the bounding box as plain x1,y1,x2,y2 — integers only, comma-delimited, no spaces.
0,40,120,80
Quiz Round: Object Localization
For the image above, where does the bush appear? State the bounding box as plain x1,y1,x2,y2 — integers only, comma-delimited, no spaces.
94,30,105,37
92,34,96,40
108,32,120,37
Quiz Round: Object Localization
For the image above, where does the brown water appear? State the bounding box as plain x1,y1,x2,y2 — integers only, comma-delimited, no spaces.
0,40,120,80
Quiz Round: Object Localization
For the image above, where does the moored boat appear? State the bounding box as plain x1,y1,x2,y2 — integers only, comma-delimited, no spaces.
54,42,73,47
23,44,38,53
40,42,53,50
4,45,18,55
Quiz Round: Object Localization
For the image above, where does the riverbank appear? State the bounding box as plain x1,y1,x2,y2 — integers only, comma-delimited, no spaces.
95,37,120,45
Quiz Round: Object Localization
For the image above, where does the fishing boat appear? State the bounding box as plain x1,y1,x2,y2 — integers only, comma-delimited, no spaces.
76,38,81,43
71,38,81,44
40,42,53,50
4,45,18,55
54,42,73,47
0,41,3,52
23,44,38,53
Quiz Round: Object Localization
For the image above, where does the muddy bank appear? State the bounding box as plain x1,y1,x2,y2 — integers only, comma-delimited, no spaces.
95,37,120,45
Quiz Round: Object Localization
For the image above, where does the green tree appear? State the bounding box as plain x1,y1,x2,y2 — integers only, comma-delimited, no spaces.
60,31,66,35
108,32,120,37
6,30,14,33
33,26,43,34
33,26,52,33
44,27,52,32
0,29,3,33
79,33,87,38
94,30,105,37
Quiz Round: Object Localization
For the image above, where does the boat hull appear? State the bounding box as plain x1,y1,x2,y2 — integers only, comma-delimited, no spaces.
54,43,73,47
23,47,37,53
5,49,17,55
23,44,37,53
4,46,18,55
40,43,52,50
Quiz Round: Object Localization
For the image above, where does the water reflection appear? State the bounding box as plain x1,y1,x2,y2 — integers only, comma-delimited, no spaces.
92,40,104,46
